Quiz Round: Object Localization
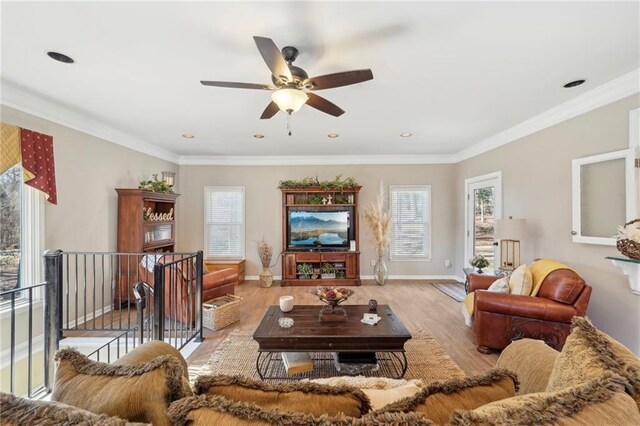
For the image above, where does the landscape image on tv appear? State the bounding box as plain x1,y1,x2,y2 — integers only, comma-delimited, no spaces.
289,211,349,246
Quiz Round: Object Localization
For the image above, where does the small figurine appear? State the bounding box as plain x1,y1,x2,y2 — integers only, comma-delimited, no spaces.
368,299,378,311
327,195,333,204
321,197,327,204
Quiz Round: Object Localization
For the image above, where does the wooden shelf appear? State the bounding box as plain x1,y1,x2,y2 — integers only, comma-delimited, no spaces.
281,186,361,286
116,189,179,306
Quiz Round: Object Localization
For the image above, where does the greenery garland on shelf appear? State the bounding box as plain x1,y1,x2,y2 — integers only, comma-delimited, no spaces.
278,174,359,191
138,174,174,193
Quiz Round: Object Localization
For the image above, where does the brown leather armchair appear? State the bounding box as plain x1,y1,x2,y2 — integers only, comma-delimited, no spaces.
468,268,592,353
138,255,238,324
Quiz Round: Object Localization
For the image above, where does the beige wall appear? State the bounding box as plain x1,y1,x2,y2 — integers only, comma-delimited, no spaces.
454,94,640,353
1,105,177,331
1,105,178,252
176,165,458,278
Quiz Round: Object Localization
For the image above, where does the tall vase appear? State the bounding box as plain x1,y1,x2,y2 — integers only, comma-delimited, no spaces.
373,257,388,286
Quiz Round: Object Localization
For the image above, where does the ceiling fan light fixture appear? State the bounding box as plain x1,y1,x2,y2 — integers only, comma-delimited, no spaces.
400,132,412,138
271,88,308,113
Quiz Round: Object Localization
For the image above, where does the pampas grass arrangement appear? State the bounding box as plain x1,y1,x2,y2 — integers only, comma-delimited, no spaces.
257,238,274,287
365,184,391,260
257,238,273,269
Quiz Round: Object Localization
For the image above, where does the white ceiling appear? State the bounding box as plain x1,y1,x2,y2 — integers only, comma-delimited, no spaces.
1,1,639,162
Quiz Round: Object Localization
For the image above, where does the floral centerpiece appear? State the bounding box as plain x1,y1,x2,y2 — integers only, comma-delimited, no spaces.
616,219,640,260
470,255,490,273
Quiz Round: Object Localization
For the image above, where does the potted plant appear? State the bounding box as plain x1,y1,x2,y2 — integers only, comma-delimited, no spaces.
321,263,336,279
297,263,313,279
257,238,273,287
470,255,490,274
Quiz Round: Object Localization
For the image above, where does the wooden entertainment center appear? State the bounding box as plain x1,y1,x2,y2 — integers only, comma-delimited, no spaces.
280,186,361,287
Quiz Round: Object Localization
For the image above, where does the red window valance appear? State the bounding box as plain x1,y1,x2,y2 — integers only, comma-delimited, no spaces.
0,123,57,204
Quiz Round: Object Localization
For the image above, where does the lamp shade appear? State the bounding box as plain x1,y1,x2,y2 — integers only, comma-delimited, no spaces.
271,88,309,113
495,217,528,240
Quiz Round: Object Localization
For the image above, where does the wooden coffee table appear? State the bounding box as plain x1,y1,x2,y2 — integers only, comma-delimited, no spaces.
252,304,412,380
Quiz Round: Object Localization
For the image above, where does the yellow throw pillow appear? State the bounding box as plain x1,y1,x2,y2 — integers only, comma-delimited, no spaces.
546,317,640,410
509,264,532,295
450,373,640,426
376,369,518,425
51,348,187,426
194,374,371,417
168,395,433,426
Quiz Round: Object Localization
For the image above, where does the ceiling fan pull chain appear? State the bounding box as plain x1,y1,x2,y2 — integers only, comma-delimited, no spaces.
287,111,292,136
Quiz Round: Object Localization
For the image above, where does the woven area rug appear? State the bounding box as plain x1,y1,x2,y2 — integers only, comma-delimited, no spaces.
431,281,466,302
190,330,465,383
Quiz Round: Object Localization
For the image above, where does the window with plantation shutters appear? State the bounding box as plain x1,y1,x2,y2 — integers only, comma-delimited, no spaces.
389,185,431,260
204,187,245,259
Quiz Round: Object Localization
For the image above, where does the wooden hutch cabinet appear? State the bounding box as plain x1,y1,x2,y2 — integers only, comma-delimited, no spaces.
280,186,361,287
115,189,179,305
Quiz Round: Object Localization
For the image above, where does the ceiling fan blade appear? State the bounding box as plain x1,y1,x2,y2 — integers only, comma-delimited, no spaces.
306,93,345,117
260,101,280,119
303,69,373,90
200,81,275,90
253,36,293,83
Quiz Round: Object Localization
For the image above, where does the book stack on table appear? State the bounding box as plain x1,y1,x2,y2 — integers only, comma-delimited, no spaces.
281,352,313,375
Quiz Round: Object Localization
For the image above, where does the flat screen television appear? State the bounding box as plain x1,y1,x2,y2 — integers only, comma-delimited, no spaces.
288,210,352,248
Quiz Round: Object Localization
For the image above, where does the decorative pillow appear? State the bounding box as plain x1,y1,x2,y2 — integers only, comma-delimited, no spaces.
168,394,434,426
310,376,424,411
487,276,510,293
112,340,190,380
508,264,532,295
495,338,560,395
376,369,518,425
449,373,640,426
546,317,640,409
194,374,371,417
52,348,189,426
0,392,150,425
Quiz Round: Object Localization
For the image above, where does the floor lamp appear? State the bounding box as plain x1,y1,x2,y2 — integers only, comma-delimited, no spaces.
495,217,528,271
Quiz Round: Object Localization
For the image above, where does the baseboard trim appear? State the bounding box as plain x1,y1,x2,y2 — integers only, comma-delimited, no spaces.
245,274,460,281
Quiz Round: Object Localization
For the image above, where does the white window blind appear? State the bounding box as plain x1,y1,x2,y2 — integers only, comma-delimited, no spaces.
204,187,245,259
390,185,431,260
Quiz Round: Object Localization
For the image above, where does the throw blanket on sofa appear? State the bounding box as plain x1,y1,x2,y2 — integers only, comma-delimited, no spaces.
528,258,578,296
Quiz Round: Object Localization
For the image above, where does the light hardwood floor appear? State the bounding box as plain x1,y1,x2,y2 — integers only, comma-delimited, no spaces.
187,280,499,376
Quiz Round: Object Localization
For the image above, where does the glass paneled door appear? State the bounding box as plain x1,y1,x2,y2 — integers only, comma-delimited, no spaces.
465,173,502,270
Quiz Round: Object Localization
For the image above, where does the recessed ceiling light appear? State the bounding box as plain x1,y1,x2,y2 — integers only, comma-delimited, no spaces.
253,134,265,139
563,79,586,88
47,51,74,64
327,133,339,138
182,133,195,139
400,132,412,138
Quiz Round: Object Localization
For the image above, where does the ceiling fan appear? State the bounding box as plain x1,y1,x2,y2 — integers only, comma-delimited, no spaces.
200,36,373,123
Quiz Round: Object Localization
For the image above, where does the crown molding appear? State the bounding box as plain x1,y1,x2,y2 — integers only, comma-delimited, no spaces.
3,68,639,167
453,68,640,162
1,79,180,164
178,154,455,166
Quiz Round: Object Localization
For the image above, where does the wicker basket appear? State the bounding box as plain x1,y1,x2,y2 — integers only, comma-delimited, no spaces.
203,294,243,330
617,219,640,260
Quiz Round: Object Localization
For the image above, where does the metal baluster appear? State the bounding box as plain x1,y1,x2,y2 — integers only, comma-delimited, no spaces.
27,287,33,397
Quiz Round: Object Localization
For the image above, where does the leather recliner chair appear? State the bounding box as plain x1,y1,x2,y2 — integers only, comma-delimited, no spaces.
138,255,238,324
467,267,592,353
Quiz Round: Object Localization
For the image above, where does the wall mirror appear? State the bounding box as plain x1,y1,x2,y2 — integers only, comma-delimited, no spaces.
571,109,639,245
